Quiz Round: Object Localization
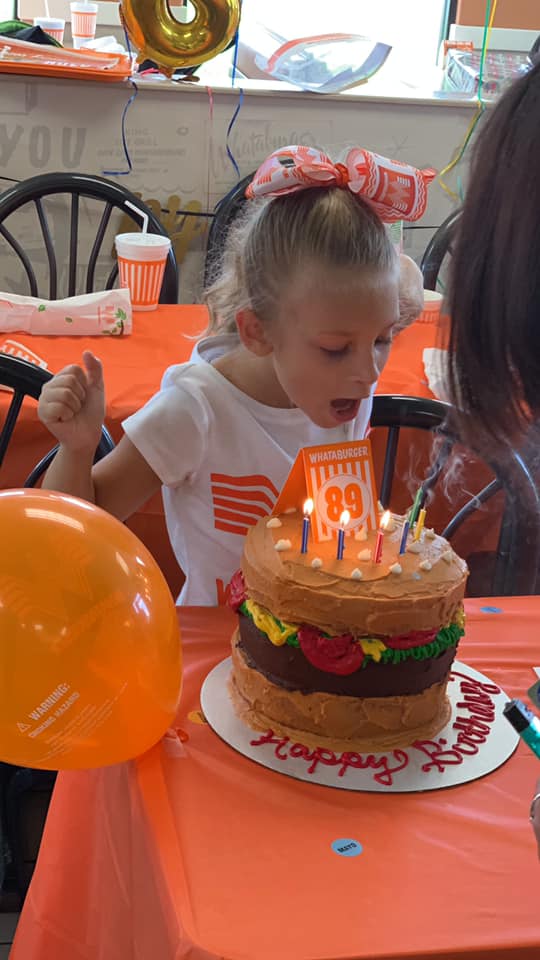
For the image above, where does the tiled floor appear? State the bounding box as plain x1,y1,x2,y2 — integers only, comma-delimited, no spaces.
0,913,19,956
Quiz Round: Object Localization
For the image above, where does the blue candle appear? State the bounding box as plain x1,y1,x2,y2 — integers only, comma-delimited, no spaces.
336,509,350,560
399,512,411,555
301,498,313,554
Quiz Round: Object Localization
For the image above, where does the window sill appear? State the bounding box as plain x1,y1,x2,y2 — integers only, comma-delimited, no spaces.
132,73,479,109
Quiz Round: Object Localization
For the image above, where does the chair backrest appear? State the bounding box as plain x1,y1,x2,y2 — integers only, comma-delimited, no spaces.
0,172,178,303
204,172,254,288
0,353,113,486
371,394,540,596
420,209,461,291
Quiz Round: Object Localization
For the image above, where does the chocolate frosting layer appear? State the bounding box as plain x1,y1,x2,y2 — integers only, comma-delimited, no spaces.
242,512,468,636
238,613,458,698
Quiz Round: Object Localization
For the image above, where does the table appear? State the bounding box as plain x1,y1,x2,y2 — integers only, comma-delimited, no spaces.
11,600,540,960
0,306,497,595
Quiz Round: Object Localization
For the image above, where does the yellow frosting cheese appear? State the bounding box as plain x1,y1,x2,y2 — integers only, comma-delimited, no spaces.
243,598,298,646
359,637,387,661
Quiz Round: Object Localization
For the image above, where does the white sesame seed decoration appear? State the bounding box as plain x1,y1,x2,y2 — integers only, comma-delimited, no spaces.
311,557,323,569
419,559,433,572
354,526,368,542
284,507,297,514
274,539,292,552
389,562,403,575
357,548,372,562
350,568,363,580
266,517,282,528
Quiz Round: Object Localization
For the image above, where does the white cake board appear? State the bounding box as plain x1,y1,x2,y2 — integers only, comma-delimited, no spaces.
200,659,519,793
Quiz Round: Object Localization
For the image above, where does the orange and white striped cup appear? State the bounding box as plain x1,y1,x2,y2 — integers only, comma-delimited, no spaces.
115,233,171,312
70,1,98,47
33,17,66,43
417,289,443,324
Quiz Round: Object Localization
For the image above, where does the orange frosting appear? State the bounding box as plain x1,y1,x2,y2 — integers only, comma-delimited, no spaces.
241,512,468,637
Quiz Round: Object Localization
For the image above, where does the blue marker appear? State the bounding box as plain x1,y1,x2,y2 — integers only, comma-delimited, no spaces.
503,699,540,759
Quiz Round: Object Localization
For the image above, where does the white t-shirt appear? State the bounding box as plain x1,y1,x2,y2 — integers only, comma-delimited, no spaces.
123,334,373,605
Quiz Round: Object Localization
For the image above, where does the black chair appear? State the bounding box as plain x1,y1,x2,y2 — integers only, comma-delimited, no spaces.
420,209,461,291
204,172,253,287
0,172,178,303
0,352,114,903
371,394,540,597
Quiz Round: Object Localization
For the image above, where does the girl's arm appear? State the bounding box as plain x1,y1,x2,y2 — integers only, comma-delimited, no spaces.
39,351,161,520
42,435,162,521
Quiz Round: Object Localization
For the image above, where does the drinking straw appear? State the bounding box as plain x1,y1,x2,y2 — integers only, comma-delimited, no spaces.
125,200,148,233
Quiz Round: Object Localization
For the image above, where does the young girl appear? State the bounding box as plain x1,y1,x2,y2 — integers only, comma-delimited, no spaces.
38,144,431,605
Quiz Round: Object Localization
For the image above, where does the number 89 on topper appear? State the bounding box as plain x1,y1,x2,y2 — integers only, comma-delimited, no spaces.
316,475,372,534
305,441,379,542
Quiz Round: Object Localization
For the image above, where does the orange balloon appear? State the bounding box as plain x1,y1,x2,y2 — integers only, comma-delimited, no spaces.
0,489,182,770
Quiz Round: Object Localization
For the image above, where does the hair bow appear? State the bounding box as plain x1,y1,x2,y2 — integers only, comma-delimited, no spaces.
246,144,436,223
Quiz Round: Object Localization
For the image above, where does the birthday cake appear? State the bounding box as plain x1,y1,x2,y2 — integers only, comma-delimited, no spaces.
229,510,468,752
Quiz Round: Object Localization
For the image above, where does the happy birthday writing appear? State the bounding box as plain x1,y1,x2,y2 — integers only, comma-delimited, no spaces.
250,671,500,786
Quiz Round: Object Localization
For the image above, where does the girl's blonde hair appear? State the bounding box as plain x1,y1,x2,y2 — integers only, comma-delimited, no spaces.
204,185,396,334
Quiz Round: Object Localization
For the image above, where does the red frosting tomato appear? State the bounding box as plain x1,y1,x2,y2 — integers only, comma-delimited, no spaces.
298,626,364,675
229,570,247,611
384,628,438,650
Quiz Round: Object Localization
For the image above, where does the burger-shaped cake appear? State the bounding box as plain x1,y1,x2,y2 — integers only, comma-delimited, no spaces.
229,509,468,752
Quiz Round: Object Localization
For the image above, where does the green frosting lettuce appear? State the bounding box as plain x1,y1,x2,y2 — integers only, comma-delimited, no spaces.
239,601,464,666
378,621,464,666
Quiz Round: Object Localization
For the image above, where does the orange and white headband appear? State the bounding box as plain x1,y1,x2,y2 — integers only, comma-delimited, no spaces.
246,144,436,223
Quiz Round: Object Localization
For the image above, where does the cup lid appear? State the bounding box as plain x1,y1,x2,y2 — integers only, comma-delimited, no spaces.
115,232,171,247
34,17,65,27
422,289,443,309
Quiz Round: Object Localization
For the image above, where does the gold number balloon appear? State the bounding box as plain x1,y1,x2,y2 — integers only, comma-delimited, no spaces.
120,0,241,77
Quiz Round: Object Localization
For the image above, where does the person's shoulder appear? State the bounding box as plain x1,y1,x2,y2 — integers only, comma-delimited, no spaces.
161,359,215,393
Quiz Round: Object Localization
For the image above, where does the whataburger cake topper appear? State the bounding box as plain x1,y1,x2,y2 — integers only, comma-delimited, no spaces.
273,439,379,543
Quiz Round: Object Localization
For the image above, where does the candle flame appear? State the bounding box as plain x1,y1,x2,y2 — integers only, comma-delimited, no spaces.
381,509,392,530
303,498,314,517
339,509,351,528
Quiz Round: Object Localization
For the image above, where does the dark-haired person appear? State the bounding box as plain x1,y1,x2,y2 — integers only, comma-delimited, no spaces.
448,59,540,448
446,59,540,856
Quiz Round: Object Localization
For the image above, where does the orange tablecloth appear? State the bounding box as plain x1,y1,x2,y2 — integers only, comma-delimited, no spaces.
0,307,496,593
12,599,540,960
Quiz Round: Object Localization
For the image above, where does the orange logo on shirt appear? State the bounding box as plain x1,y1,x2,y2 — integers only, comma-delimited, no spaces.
211,473,279,536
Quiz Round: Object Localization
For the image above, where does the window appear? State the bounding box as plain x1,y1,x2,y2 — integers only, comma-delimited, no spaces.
199,0,448,89
0,0,15,18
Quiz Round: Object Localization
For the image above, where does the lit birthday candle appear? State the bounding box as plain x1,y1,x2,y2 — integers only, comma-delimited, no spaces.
414,507,427,542
301,498,313,554
336,509,350,561
374,510,391,564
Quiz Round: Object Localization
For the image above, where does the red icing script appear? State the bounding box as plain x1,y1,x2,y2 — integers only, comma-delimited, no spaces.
249,671,501,786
